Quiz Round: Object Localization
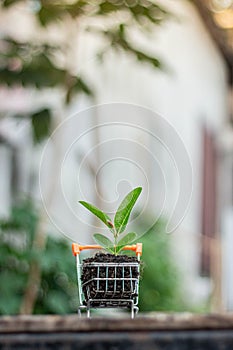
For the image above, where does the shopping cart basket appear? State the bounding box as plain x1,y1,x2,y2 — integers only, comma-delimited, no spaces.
72,243,142,318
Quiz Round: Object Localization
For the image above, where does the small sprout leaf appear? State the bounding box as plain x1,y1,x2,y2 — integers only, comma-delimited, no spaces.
116,232,137,253
114,187,142,234
79,187,142,255
93,233,114,254
79,201,113,229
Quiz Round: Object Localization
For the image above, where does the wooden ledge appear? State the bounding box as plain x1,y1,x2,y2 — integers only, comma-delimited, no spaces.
1,313,233,334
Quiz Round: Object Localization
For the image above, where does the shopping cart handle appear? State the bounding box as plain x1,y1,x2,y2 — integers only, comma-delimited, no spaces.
72,243,142,256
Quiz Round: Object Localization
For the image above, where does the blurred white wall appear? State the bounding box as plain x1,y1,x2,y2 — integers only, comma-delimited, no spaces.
0,146,11,216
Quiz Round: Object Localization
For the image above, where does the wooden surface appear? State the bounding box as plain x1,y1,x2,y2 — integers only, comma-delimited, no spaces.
1,313,233,333
1,314,233,350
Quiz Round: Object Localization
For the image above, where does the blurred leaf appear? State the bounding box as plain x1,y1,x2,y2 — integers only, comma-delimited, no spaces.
1,0,24,7
0,271,26,295
95,24,163,69
135,217,186,312
129,2,169,25
0,38,92,98
66,76,93,103
0,200,78,315
37,1,86,26
67,1,86,18
98,2,119,14
31,108,51,143
38,6,64,26
72,77,93,96
45,290,70,314
0,53,64,88
0,0,170,106
0,294,22,315
95,0,169,25
0,199,38,241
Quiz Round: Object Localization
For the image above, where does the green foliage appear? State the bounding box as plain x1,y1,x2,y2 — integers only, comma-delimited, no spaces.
0,1,169,143
0,37,92,94
79,187,142,254
14,108,52,144
0,200,78,315
0,36,92,143
34,236,77,314
31,108,51,143
135,217,185,312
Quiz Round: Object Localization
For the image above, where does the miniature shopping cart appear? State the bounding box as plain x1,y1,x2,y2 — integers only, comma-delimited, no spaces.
72,243,142,318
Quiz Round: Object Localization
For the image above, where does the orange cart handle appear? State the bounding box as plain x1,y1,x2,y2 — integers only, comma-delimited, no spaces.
72,242,142,256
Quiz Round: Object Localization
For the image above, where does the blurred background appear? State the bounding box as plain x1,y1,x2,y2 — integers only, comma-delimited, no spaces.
0,0,233,316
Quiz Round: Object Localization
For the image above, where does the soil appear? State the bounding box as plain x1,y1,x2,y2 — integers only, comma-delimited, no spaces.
81,253,140,306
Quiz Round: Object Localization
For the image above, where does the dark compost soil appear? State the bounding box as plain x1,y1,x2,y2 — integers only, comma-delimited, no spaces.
81,253,140,305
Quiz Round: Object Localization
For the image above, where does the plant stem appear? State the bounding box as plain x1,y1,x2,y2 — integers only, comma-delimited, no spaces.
113,228,118,256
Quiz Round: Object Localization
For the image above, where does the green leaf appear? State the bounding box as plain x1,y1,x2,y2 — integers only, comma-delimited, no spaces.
2,0,23,7
98,2,119,14
66,76,93,103
73,77,93,96
79,201,113,229
101,25,163,70
93,233,114,253
38,7,62,26
114,187,142,234
116,232,137,253
31,108,51,143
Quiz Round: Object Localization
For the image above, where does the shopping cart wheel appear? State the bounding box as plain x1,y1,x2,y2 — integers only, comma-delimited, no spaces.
78,305,87,317
128,301,137,319
133,306,139,317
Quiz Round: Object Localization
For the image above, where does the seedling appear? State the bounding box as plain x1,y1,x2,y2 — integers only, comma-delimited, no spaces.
79,187,142,255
